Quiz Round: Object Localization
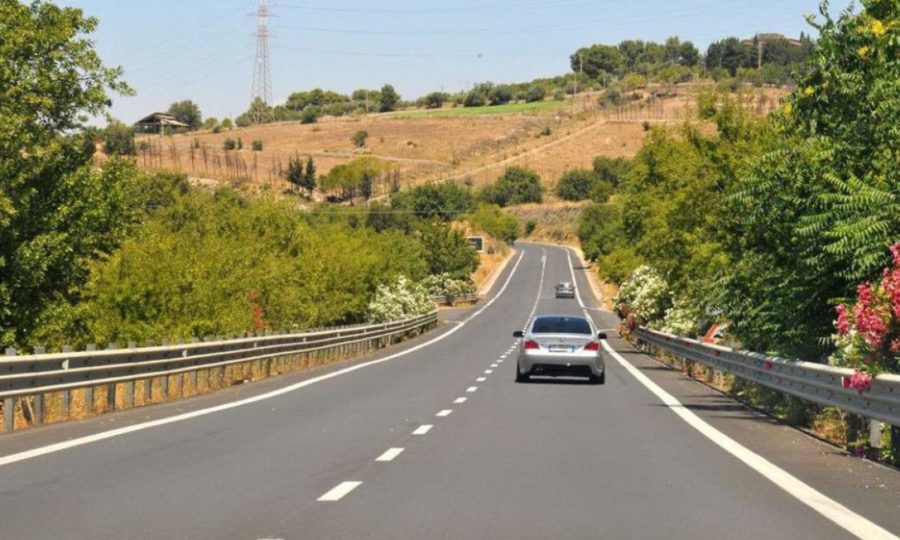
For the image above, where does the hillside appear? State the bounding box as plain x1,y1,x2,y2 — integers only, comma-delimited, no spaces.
130,83,785,194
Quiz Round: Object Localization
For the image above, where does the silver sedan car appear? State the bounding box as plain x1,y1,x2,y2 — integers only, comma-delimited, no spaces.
513,314,606,384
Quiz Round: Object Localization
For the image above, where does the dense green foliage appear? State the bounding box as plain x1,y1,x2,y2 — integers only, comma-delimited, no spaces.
464,204,519,244
0,0,133,349
479,167,544,207
579,0,898,360
61,191,430,346
390,182,476,222
555,169,612,202
320,157,394,201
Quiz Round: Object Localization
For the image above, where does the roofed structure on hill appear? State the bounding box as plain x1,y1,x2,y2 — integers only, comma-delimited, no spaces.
134,112,189,134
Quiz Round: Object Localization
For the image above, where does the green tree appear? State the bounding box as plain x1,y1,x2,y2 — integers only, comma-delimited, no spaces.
379,84,400,112
167,100,202,130
718,0,900,357
572,44,626,79
421,92,448,109
284,154,304,195
1,0,135,348
592,155,632,188
464,204,519,244
418,224,479,278
556,169,599,201
480,166,544,207
705,37,753,76
302,157,317,197
391,182,475,222
103,119,136,156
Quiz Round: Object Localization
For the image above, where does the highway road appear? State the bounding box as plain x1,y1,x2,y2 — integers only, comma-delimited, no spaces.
1,244,899,539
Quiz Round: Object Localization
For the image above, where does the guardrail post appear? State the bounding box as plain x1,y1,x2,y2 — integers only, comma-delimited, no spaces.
3,397,14,432
870,420,884,449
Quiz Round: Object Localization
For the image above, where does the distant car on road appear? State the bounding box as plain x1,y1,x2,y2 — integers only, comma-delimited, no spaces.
555,282,575,299
513,314,606,384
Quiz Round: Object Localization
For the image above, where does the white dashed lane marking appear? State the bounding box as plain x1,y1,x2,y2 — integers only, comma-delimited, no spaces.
476,377,486,382
412,425,433,435
466,386,478,393
376,448,405,462
485,370,493,374
318,481,362,502
491,364,499,368
436,410,453,417
454,397,467,404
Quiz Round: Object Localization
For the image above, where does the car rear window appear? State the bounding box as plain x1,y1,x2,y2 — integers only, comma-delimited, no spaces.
531,316,592,335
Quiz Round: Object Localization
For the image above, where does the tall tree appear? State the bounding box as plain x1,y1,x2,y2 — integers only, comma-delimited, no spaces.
1,0,136,348
379,84,400,112
302,157,317,197
571,44,626,79
167,100,202,130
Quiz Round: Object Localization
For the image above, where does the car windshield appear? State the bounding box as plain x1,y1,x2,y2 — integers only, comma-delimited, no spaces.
558,283,572,288
531,316,592,335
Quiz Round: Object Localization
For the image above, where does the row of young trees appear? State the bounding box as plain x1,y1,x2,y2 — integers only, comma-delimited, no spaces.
578,0,898,364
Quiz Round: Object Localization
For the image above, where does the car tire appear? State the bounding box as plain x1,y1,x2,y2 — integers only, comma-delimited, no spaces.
590,371,605,385
516,366,529,383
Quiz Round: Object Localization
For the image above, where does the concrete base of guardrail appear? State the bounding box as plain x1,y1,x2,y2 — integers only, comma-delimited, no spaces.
0,318,437,434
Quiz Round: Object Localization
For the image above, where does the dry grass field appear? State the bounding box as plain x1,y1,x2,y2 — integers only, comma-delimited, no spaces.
128,83,786,199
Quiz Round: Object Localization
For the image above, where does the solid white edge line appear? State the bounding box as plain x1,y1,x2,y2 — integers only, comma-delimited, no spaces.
0,252,528,469
436,410,453,417
560,244,897,540
318,481,362,501
454,397,467,404
375,448,404,462
412,424,433,435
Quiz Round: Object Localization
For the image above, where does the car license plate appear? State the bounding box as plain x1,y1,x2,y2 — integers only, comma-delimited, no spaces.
549,345,573,353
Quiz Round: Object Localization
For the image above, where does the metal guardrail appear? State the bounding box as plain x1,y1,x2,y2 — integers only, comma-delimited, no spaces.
634,327,900,426
431,293,479,306
0,311,438,432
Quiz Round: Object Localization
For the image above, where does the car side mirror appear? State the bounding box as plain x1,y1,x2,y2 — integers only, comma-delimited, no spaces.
513,330,524,338
597,332,607,340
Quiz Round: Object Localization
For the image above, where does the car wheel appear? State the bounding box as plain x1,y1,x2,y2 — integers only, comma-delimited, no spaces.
516,366,529,383
590,371,605,385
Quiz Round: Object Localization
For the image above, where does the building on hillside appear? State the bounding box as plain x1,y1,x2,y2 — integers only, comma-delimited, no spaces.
134,112,189,135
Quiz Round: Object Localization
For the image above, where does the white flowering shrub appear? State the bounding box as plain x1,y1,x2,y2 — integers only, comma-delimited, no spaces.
614,265,671,325
658,296,703,336
421,273,476,298
367,275,434,323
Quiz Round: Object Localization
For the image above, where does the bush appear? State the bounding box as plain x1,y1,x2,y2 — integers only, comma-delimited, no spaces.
591,155,632,188
390,182,476,222
352,130,369,148
465,204,519,244
223,138,237,151
525,86,546,103
237,137,243,150
103,121,136,156
464,90,487,107
589,180,613,203
599,87,622,107
540,126,552,137
421,92,448,109
251,140,263,151
367,276,433,323
421,273,476,298
489,85,514,105
419,224,479,278
556,169,598,201
614,265,671,325
479,166,544,207
524,219,537,236
300,106,319,124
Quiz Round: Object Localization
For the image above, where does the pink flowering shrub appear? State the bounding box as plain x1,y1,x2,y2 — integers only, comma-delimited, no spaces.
831,243,900,376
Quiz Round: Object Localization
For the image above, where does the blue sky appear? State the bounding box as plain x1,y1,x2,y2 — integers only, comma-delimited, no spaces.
59,0,847,123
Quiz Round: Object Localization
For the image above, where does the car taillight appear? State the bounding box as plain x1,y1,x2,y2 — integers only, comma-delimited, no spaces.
584,342,600,351
524,340,540,350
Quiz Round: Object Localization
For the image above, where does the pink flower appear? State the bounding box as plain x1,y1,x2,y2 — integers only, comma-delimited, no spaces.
847,370,873,394
854,303,888,348
835,304,850,335
882,267,900,318
890,339,900,355
857,282,875,306
890,242,900,267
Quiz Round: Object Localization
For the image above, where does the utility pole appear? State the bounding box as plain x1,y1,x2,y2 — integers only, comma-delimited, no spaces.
251,0,273,124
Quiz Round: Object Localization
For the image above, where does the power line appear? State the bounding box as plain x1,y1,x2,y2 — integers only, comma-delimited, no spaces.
272,0,619,15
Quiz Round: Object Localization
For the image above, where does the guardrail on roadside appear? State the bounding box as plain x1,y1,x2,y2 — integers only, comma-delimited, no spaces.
431,293,479,306
0,311,438,433
634,327,900,426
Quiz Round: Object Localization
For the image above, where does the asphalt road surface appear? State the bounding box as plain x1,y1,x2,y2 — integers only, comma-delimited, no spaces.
1,243,899,539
